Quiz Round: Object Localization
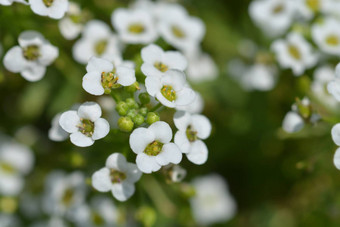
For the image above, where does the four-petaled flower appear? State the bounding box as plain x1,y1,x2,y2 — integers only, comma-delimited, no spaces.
29,0,69,19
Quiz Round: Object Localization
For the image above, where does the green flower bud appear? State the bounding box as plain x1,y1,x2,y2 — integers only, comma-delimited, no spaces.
116,101,129,116
118,117,134,132
146,112,160,125
139,92,150,105
127,109,138,119
133,114,145,126
126,98,139,109
140,107,148,116
125,82,140,93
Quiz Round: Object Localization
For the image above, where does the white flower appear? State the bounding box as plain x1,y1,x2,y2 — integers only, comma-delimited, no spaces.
42,171,86,216
327,63,340,102
0,139,34,196
0,0,27,5
141,44,187,78
145,69,196,108
323,0,340,17
241,64,277,91
295,0,327,20
332,123,340,147
249,0,296,37
58,2,84,40
271,32,318,76
174,111,211,165
170,165,187,183
30,217,69,227
129,121,182,173
59,102,110,147
49,113,69,141
72,20,121,64
190,174,236,225
312,18,340,56
333,147,340,170
29,0,69,19
97,96,120,129
82,57,135,96
176,91,204,114
3,30,58,82
0,214,21,227
158,7,205,51
111,8,158,44
92,153,142,201
282,111,305,133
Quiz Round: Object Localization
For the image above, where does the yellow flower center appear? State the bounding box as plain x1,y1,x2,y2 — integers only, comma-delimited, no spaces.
0,162,15,174
78,119,95,137
128,23,145,34
288,45,301,60
306,0,320,12
171,25,185,38
91,211,105,225
61,188,74,207
94,39,108,55
154,62,169,73
186,125,198,142
272,4,284,14
110,169,127,183
161,85,176,102
144,141,164,156
325,34,339,46
43,0,54,7
101,70,120,94
23,45,40,61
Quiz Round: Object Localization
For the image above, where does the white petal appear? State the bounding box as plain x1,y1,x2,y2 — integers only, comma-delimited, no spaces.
86,57,113,73
3,46,27,73
141,44,164,63
334,148,340,170
125,163,142,183
148,121,172,143
191,114,211,139
162,70,186,91
174,131,191,154
92,118,110,140
59,110,81,133
282,111,304,133
136,153,161,173
141,63,163,78
129,128,155,154
105,153,127,171
77,102,102,121
0,175,24,196
48,114,69,141
335,63,340,78
186,140,208,165
39,44,58,66
21,64,46,82
116,66,136,86
91,168,112,192
72,39,95,64
174,111,191,131
156,92,176,108
82,71,104,96
111,181,135,201
70,131,94,147
332,123,340,146
328,80,340,102
156,143,182,165
145,76,162,96
163,51,187,70
175,87,196,106
18,30,45,47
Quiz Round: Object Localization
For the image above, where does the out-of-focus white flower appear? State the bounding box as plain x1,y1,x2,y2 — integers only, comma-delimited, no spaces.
249,0,296,37
0,214,21,227
82,57,135,96
295,0,327,20
129,121,182,173
243,64,277,91
59,102,110,147
92,153,142,201
111,8,158,44
333,147,340,170
174,111,211,165
58,2,84,40
49,113,69,142
0,0,27,5
158,7,205,51
97,96,119,129
42,171,87,217
332,123,340,146
72,20,121,64
312,18,340,56
282,111,305,133
0,139,34,196
176,91,204,114
323,0,340,17
3,30,58,82
271,32,318,76
30,216,70,227
72,196,118,227
190,174,236,225
145,69,196,108
327,63,340,102
141,44,187,78
171,165,187,182
312,65,338,107
29,0,69,19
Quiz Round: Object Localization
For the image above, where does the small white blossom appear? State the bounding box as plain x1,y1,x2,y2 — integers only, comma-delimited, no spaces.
72,20,121,64
29,217,69,227
0,214,21,227
174,111,211,165
249,0,296,37
145,69,196,108
59,102,110,147
271,32,318,76
112,8,158,44
92,153,142,201
176,91,204,114
333,147,340,170
332,123,340,148
82,57,136,96
58,2,84,40
158,7,205,51
295,0,327,20
312,18,340,56
242,64,278,91
324,0,340,17
0,0,27,5
190,174,236,225
327,63,340,102
49,113,69,142
282,111,305,133
3,30,58,81
141,44,187,78
129,121,182,173
29,0,69,19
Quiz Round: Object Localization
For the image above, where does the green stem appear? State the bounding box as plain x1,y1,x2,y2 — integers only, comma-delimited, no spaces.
150,103,163,112
110,92,121,103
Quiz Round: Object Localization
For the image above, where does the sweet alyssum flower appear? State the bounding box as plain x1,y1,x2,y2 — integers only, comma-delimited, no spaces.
0,0,27,5
0,139,34,196
58,2,84,40
333,147,340,170
176,91,204,114
73,20,121,64
48,113,69,142
312,17,340,57
111,8,158,44
129,121,182,173
241,63,277,91
141,44,187,78
59,102,110,147
82,57,136,96
174,111,211,165
190,174,236,226
327,63,340,102
271,32,318,76
29,0,69,19
295,0,326,20
145,69,196,108
249,0,296,37
92,153,142,201
3,30,58,82
158,6,205,51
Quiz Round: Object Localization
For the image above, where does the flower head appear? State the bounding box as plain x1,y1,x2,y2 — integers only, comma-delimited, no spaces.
58,2,84,40
312,18,340,56
327,63,340,102
29,0,69,19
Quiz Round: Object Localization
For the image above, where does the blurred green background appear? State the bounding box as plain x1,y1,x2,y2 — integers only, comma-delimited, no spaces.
1,0,339,226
